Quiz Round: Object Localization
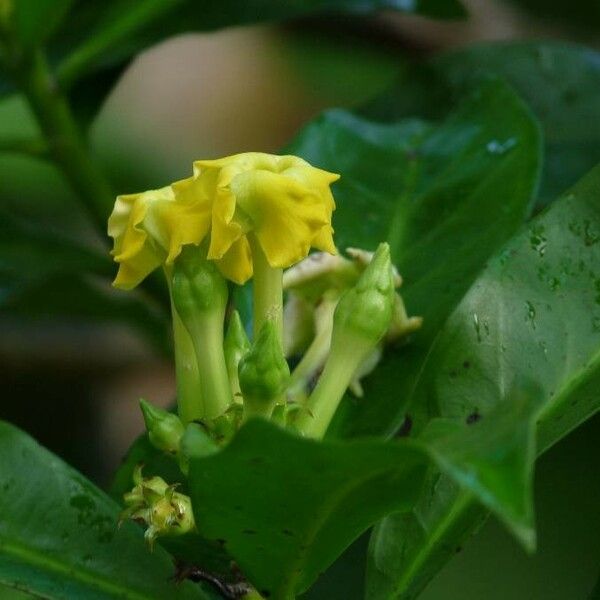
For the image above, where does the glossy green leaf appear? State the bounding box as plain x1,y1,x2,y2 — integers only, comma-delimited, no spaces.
188,420,428,599
366,42,600,209
186,397,543,600
0,421,214,599
287,77,541,438
366,164,600,599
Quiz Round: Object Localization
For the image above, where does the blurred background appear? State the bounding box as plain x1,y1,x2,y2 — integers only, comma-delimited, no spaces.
1,0,598,598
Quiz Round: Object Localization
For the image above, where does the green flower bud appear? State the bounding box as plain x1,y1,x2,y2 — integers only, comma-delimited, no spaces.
139,399,184,455
171,246,228,320
333,243,395,345
239,320,290,418
121,467,195,547
224,310,251,401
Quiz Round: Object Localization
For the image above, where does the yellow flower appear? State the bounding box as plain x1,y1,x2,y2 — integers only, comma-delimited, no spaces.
108,153,339,288
172,152,340,284
108,186,209,289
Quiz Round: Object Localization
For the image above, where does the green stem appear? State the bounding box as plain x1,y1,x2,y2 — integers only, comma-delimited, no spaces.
185,312,233,420
249,235,283,344
0,136,49,159
295,334,369,438
242,394,280,423
9,49,113,235
171,303,204,424
287,295,337,401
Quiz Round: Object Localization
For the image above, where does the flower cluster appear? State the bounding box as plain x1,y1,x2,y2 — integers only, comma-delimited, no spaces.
112,152,421,549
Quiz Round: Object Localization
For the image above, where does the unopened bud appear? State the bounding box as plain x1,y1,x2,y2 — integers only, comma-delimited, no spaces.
333,243,395,345
171,246,228,321
139,399,184,455
224,311,251,400
239,320,290,417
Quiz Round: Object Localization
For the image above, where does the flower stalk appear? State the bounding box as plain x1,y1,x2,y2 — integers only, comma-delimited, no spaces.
249,234,283,344
171,247,232,420
295,243,396,438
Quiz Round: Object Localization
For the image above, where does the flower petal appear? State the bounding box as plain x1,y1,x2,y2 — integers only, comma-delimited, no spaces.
215,236,253,284
232,169,331,267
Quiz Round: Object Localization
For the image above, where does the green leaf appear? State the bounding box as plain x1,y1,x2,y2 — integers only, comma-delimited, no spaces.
366,41,600,209
366,164,600,599
287,77,541,438
11,0,73,48
188,420,428,598
0,421,214,599
44,0,462,128
0,212,169,350
187,388,546,600
0,210,111,295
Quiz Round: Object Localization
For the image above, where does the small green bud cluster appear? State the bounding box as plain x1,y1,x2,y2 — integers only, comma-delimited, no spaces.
121,467,195,546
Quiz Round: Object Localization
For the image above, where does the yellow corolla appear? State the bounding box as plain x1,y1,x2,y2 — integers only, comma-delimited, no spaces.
108,153,339,288
108,186,209,289
172,152,340,284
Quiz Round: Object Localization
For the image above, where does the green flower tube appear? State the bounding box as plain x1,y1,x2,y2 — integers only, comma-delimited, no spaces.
171,246,232,420
296,243,395,438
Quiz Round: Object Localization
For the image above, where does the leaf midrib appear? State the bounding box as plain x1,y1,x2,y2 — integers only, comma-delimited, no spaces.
390,490,473,599
0,534,156,600
278,455,417,598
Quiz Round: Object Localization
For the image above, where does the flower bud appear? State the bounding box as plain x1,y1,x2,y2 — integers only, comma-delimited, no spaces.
122,467,195,547
239,320,290,417
171,246,228,320
139,399,184,455
224,311,251,400
332,243,395,345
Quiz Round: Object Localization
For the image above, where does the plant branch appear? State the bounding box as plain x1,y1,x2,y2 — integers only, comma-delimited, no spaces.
7,49,114,237
0,136,50,159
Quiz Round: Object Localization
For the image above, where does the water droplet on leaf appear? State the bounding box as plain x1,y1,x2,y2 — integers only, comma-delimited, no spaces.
486,138,517,155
